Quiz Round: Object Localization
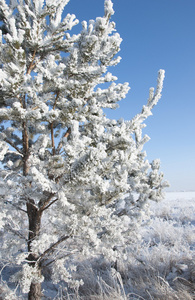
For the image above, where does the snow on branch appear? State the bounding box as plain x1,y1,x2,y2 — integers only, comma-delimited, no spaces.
0,0,168,297
129,70,165,129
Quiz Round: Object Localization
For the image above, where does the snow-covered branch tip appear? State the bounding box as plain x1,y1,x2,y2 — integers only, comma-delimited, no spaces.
104,0,114,18
130,69,165,128
148,69,165,108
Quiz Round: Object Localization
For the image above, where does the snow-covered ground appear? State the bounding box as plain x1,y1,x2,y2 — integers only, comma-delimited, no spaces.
154,191,195,211
1,192,195,299
150,191,195,224
126,191,195,300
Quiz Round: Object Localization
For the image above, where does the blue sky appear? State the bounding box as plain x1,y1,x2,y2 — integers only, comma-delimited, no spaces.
66,0,195,191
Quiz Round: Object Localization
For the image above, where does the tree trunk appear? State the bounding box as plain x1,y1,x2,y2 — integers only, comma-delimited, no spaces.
28,276,42,300
27,200,43,300
22,106,43,299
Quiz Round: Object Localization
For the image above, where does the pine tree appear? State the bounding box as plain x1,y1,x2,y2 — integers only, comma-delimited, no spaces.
0,0,168,298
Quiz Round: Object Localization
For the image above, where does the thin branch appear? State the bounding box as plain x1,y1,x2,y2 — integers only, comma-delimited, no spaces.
32,99,48,111
42,252,73,268
4,138,23,155
6,200,27,213
50,91,60,156
56,127,71,153
27,49,37,75
37,235,70,263
31,89,60,111
41,198,58,212
64,128,71,138
50,122,55,155
39,193,56,211
53,91,60,110
22,120,29,176
5,224,28,241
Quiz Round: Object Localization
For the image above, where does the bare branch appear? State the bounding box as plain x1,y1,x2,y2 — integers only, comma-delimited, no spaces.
39,193,56,212
5,224,28,241
4,138,23,155
41,198,58,212
6,200,27,213
27,49,37,75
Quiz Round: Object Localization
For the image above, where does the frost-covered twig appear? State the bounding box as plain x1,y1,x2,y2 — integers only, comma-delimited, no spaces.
37,235,70,263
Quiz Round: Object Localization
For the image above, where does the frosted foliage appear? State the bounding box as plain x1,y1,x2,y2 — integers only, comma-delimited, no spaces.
10,264,44,293
0,0,168,297
104,0,114,17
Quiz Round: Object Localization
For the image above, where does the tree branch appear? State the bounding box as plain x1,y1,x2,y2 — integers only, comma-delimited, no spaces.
41,252,73,268
27,49,37,75
4,138,23,155
6,200,27,213
37,235,70,263
50,122,55,155
40,198,58,212
53,91,60,110
50,91,60,156
22,121,30,176
39,193,56,212
56,127,71,154
32,99,48,111
5,224,28,241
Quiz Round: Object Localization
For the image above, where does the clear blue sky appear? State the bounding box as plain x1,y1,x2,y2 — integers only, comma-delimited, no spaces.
65,0,195,191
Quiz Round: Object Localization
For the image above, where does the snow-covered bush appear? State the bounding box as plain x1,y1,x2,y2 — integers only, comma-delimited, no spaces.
62,193,195,300
0,0,168,298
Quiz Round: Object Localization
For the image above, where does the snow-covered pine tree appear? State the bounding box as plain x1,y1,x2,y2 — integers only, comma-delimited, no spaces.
0,0,168,298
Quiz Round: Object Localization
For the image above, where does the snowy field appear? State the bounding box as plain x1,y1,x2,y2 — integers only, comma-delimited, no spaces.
1,192,195,299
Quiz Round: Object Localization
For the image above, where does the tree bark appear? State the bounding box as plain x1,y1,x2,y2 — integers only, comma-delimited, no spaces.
22,117,43,299
28,272,42,300
27,200,42,252
27,200,43,300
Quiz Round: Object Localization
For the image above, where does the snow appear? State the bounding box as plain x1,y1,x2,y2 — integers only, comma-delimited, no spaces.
150,191,195,225
152,191,195,213
164,190,195,201
1,191,195,299
0,0,193,298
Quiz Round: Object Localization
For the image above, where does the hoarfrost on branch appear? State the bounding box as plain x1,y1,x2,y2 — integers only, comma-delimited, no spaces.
0,0,168,297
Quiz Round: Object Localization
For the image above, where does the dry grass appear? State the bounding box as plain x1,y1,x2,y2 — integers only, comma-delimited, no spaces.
1,193,195,299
